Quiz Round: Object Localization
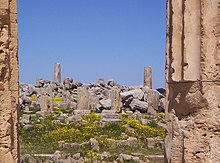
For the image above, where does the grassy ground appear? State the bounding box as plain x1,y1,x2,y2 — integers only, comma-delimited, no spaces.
19,110,165,161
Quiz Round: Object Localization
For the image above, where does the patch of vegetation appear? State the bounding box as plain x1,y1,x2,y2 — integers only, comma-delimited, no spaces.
156,112,165,123
101,122,125,139
19,111,165,158
126,119,165,139
82,112,100,122
147,119,159,128
54,106,73,114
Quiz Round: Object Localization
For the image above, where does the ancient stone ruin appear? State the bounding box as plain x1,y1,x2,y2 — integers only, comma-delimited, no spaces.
1,0,220,162
165,0,220,162
19,76,165,117
143,66,152,89
54,62,61,83
0,0,19,162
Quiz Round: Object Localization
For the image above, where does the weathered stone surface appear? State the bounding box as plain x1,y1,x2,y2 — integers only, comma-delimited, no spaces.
99,99,111,109
147,137,163,148
117,154,139,162
50,150,62,162
65,115,83,124
143,88,161,114
143,66,152,88
129,99,148,113
0,0,9,9
20,154,37,163
88,92,99,110
73,109,91,115
0,0,19,162
101,110,122,125
146,155,164,163
165,0,220,162
120,89,144,101
61,90,76,109
90,138,100,152
98,77,107,87
107,79,117,87
54,62,61,83
77,85,89,110
110,87,122,113
63,77,73,90
37,87,53,116
101,152,111,160
34,79,45,88
21,114,31,124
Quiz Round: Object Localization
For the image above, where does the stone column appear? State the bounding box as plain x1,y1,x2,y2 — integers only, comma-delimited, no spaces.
110,87,122,113
77,85,89,110
143,66,152,89
37,87,54,116
165,0,220,162
54,62,61,83
0,0,19,162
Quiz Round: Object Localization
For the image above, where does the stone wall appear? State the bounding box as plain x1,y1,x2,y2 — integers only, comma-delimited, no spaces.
0,0,19,162
165,0,220,162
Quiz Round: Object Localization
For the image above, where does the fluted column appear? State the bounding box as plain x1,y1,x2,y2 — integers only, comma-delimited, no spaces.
165,0,220,162
0,0,19,162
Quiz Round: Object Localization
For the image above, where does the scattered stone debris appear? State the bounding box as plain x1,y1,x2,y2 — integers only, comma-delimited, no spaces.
19,67,166,163
19,76,165,126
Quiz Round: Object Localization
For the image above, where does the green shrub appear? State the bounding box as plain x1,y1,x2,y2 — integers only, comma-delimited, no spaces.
147,119,158,128
101,122,125,139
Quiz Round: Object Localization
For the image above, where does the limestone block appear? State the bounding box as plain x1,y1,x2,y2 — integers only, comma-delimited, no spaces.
77,86,89,110
90,138,99,152
99,99,111,109
63,77,72,90
120,89,144,101
110,87,122,112
9,0,17,14
88,93,99,110
73,110,91,115
0,0,9,9
183,0,201,80
143,66,152,88
9,13,17,23
0,24,10,91
100,110,121,126
37,88,54,116
9,36,19,92
201,0,220,81
166,0,220,162
0,91,18,163
129,99,148,113
98,77,106,87
10,22,18,38
143,88,160,114
147,138,158,148
54,63,61,83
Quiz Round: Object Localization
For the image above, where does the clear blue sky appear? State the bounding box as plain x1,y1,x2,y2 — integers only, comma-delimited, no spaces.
18,0,166,88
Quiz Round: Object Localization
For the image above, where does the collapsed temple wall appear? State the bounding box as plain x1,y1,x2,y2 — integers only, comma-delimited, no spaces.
0,0,19,162
165,0,220,162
